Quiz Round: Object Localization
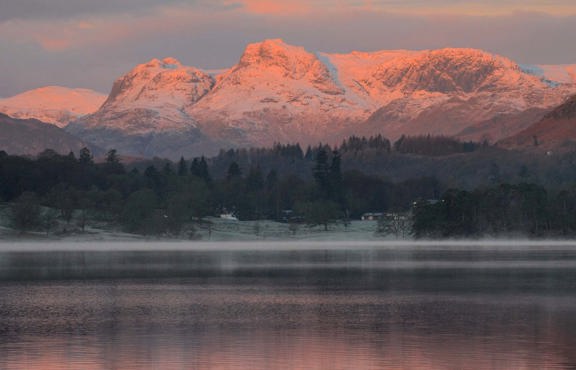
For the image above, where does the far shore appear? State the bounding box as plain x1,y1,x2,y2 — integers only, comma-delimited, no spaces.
0,218,384,243
2,218,576,251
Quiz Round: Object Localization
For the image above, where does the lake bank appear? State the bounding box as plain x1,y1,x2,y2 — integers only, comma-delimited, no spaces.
0,218,384,242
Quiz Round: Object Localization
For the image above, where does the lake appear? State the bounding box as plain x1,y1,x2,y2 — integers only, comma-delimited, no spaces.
1,241,576,369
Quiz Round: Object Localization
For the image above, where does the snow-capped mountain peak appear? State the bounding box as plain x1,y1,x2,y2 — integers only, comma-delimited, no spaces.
237,39,321,78
368,48,533,94
104,57,215,110
0,86,106,127
520,64,576,85
62,40,576,158
65,56,220,158
215,38,344,96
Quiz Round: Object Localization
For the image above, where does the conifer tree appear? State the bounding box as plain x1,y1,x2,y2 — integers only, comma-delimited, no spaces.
178,157,188,176
313,149,331,199
79,147,93,165
226,162,242,182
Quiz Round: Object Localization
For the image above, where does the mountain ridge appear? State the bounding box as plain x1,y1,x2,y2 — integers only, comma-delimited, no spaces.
0,113,98,156
498,94,576,151
3,39,576,158
0,86,106,128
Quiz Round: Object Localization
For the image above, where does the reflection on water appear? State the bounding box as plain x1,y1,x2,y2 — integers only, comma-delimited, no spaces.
1,242,576,369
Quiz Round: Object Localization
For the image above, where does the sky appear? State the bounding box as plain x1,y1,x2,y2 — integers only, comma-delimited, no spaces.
1,0,576,97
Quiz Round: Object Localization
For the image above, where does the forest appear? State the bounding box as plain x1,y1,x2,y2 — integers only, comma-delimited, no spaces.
2,134,576,238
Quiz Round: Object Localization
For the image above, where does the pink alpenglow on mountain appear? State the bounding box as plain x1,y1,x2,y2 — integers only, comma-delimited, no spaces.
65,57,218,159
103,57,214,116
56,40,576,158
0,86,106,127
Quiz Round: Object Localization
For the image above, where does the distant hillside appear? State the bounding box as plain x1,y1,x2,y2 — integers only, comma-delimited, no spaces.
0,113,96,156
183,137,574,190
0,86,106,127
498,94,576,152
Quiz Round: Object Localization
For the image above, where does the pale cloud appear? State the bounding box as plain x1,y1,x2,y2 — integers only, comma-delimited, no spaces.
6,0,571,54
352,0,576,16
3,0,574,22
229,0,311,15
229,0,576,16
0,4,236,52
0,0,188,21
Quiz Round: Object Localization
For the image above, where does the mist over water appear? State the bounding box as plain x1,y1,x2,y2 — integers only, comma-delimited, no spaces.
1,241,576,369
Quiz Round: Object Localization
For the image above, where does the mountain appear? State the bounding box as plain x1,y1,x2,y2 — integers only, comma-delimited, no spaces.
68,40,576,158
188,39,369,147
498,94,576,152
0,86,106,127
66,58,220,158
519,64,576,85
0,113,95,156
455,108,549,143
358,49,575,141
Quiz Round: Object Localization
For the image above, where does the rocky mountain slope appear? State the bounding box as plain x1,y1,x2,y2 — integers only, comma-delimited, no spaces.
188,40,369,147
65,39,576,158
358,49,575,141
66,58,220,158
0,113,95,156
498,94,576,151
0,86,106,127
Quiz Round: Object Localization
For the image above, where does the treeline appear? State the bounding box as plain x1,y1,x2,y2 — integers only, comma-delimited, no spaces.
0,146,442,236
5,133,576,239
207,134,478,179
124,138,576,191
393,135,479,156
413,183,576,238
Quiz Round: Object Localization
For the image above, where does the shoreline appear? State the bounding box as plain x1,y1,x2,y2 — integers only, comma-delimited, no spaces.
1,240,576,253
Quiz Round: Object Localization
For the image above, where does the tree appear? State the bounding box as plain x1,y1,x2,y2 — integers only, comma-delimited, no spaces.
246,166,264,192
191,156,212,185
45,183,77,223
10,192,41,233
489,162,501,185
245,166,265,219
177,157,188,176
163,163,174,176
266,169,280,220
411,199,444,239
199,157,212,185
377,213,411,239
518,165,530,181
79,147,93,165
441,189,479,237
295,200,341,231
164,192,190,235
313,149,331,199
40,208,59,235
330,150,344,206
120,189,159,234
226,162,242,182
186,179,213,220
144,166,164,196
106,149,119,164
103,149,124,174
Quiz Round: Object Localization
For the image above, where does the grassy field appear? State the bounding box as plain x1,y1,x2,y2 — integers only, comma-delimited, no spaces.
0,203,384,241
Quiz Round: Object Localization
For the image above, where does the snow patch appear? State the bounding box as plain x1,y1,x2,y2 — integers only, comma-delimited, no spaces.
316,53,343,89
0,86,106,127
521,64,576,85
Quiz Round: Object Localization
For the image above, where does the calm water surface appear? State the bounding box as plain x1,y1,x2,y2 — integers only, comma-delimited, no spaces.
1,242,576,369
